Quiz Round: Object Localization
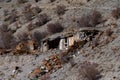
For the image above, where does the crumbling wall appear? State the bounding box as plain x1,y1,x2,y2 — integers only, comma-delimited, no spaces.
59,39,65,50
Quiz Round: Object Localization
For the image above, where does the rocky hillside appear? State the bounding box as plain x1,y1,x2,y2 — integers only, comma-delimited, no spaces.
0,0,120,80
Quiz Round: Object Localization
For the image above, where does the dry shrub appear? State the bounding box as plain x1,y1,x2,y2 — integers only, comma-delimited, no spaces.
3,9,9,17
35,14,50,26
0,23,9,32
0,31,15,49
17,32,29,42
50,0,56,2
47,22,64,34
111,6,120,19
4,9,18,24
0,22,17,49
77,10,102,27
78,61,100,80
23,3,32,12
31,31,47,42
17,0,28,4
35,0,39,2
27,22,34,31
22,11,34,22
22,4,42,22
22,3,34,22
104,28,113,36
9,9,19,24
39,73,50,80
31,6,42,15
55,5,66,15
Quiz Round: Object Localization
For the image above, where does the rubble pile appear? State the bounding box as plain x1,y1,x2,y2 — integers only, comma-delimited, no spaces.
28,54,62,79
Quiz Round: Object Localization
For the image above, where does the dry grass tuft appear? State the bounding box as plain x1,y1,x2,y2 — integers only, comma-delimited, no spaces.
4,9,19,24
17,32,29,42
34,13,50,26
0,23,16,49
31,6,42,15
0,23,9,32
50,0,56,2
55,5,66,16
77,10,102,27
47,22,64,34
78,61,100,80
39,73,50,80
0,31,15,49
17,0,28,4
104,28,113,36
31,31,47,42
111,6,120,19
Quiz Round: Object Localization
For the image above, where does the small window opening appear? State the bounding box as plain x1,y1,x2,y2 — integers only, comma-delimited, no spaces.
65,38,68,47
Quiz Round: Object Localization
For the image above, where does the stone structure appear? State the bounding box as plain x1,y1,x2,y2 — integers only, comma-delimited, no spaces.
40,29,98,52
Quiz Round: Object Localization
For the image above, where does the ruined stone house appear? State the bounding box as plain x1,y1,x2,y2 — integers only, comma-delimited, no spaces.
40,30,91,52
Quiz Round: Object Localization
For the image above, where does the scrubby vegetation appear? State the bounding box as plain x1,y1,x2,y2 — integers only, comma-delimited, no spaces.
111,6,120,19
47,22,64,34
4,9,19,24
17,32,29,42
31,6,42,15
50,0,56,2
77,10,102,27
34,13,50,26
55,5,66,16
22,3,34,22
0,23,16,49
31,31,47,42
78,61,100,80
17,0,28,4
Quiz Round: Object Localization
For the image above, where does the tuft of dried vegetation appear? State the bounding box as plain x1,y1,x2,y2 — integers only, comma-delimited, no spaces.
111,6,120,19
55,5,66,16
4,9,19,24
77,10,102,27
3,9,9,17
78,61,100,80
31,31,47,42
39,73,50,80
21,3,35,22
31,6,42,15
22,4,42,23
0,30,15,49
0,23,9,32
35,0,39,2
27,22,34,31
34,13,50,27
0,22,17,49
17,0,28,4
47,22,64,34
50,0,56,2
104,28,113,36
17,32,29,42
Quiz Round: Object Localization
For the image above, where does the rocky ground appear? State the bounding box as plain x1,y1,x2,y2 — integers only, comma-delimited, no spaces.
0,0,120,80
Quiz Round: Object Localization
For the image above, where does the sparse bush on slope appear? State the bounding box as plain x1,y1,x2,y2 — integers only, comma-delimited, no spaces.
55,5,66,16
0,30,15,49
50,0,56,2
17,32,29,42
77,10,102,27
31,31,47,42
17,0,28,4
47,22,64,34
34,14,50,26
78,61,100,80
111,6,120,19
4,9,19,24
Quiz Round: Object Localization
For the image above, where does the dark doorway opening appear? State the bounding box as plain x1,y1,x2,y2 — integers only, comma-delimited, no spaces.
47,38,60,49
